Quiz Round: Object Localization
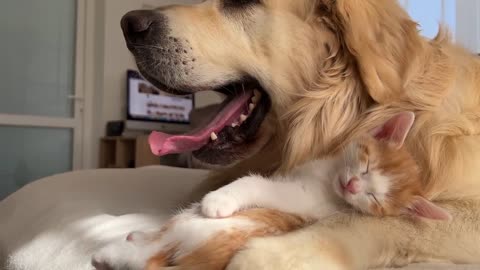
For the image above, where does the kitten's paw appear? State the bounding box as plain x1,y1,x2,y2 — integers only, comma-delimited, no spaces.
91,235,149,270
91,247,125,270
126,231,148,243
91,257,114,270
201,190,240,218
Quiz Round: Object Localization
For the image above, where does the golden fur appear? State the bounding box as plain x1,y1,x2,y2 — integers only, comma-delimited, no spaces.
127,0,480,268
187,0,480,202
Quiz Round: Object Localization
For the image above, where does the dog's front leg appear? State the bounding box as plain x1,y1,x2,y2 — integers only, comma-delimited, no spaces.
227,200,480,270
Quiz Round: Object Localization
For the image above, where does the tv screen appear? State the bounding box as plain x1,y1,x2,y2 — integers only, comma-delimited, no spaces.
127,70,194,124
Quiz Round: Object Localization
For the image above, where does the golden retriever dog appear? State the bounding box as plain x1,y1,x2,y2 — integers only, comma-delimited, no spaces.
94,0,480,269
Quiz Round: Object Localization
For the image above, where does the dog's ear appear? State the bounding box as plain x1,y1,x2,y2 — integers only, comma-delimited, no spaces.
330,0,422,103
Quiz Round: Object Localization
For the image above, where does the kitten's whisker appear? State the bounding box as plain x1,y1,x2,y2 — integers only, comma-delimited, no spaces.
372,194,381,206
339,145,348,170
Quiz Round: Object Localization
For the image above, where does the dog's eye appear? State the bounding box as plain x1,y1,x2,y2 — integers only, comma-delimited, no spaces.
223,0,260,9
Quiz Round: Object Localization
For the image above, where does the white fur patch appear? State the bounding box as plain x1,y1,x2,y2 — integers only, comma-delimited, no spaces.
92,204,257,269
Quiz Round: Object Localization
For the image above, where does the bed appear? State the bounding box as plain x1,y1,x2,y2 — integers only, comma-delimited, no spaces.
0,166,477,270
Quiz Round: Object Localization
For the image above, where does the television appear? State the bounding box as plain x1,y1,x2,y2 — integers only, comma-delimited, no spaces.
126,70,194,133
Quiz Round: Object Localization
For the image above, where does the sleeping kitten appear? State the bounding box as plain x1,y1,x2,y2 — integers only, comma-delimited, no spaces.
201,111,451,220
92,111,450,270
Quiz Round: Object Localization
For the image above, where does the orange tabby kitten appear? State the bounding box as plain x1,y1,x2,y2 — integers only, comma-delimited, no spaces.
92,112,450,270
201,111,450,220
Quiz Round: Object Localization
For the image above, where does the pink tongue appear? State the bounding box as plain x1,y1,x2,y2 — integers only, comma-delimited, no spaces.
149,90,253,156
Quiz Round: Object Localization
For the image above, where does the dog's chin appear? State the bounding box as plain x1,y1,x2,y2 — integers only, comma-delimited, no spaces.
139,69,274,167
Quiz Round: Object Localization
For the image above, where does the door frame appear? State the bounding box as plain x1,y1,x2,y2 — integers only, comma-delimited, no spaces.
0,0,88,170
73,0,88,170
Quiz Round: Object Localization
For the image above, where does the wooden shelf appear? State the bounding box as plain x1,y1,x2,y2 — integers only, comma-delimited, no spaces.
99,136,161,168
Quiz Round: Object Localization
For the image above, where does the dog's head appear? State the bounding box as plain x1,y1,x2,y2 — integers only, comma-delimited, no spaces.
121,0,420,168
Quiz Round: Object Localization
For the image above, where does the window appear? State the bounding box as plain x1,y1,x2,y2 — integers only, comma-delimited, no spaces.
401,0,456,39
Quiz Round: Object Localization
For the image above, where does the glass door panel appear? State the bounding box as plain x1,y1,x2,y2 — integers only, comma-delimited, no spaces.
0,0,80,200
0,126,72,200
0,0,77,117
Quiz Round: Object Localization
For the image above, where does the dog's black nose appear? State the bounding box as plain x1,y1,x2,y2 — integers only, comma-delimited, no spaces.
121,10,156,45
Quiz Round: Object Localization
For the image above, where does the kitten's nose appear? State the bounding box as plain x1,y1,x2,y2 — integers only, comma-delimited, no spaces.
344,177,360,194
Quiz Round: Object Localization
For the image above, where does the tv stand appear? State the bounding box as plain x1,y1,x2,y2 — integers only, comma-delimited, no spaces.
99,135,188,168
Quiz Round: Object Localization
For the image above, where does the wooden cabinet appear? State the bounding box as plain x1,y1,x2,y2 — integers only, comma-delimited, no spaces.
99,136,161,168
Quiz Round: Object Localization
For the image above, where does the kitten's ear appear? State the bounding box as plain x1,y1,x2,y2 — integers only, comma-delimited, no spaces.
370,111,415,149
406,196,452,221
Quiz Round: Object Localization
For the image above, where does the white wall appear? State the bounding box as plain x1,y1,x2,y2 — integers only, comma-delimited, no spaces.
400,0,456,39
456,0,480,53
84,0,222,169
400,0,478,53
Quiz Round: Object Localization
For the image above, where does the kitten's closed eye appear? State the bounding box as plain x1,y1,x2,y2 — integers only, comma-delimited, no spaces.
362,158,370,175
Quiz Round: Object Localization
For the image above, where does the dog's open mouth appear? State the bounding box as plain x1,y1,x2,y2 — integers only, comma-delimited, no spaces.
148,79,271,160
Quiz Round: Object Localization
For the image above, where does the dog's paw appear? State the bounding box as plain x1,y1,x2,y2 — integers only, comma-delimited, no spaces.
201,190,240,218
226,234,348,270
226,237,291,270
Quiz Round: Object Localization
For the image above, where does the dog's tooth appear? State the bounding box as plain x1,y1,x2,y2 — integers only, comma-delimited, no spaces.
210,132,218,141
231,122,239,128
240,114,248,123
252,90,262,104
254,89,262,98
249,103,255,112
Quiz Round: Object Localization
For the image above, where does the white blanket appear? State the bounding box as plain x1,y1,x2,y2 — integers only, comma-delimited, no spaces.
0,166,477,270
